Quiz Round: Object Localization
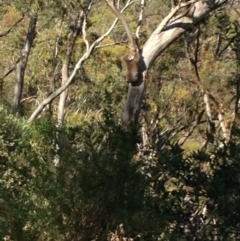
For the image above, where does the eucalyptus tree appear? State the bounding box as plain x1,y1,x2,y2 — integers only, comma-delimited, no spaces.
27,0,229,125
0,0,233,143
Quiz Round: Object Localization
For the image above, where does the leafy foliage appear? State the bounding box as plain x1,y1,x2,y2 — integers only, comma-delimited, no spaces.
1,0,240,240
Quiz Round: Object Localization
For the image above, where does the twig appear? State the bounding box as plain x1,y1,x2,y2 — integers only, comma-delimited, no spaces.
0,59,20,80
0,15,25,37
178,110,204,146
95,41,127,48
20,95,37,103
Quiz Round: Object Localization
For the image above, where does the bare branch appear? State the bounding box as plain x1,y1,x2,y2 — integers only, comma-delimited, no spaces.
28,1,134,122
95,41,127,48
20,95,37,103
217,35,237,57
171,0,175,10
0,15,25,37
105,0,136,50
218,103,230,143
0,59,19,80
82,13,90,51
178,110,204,146
142,0,228,68
57,62,69,127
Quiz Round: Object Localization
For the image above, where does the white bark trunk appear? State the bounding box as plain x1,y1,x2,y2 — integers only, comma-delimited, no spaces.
57,62,69,127
142,0,227,69
123,0,228,127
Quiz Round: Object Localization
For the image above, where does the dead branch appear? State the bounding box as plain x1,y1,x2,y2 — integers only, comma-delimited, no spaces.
20,95,37,103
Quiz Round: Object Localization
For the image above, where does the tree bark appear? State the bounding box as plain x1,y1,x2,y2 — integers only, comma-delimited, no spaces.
13,11,37,114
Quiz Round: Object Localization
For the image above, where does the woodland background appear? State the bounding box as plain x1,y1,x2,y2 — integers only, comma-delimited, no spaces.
1,0,240,240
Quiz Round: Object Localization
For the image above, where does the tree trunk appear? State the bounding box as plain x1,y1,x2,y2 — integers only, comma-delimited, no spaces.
123,0,228,127
13,11,37,114
57,62,69,127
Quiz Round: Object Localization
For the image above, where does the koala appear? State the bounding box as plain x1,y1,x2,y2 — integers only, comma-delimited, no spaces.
121,49,140,83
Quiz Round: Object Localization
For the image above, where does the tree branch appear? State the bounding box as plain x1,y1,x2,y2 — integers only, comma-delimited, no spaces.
0,15,25,37
105,0,136,50
28,1,133,122
178,110,204,146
